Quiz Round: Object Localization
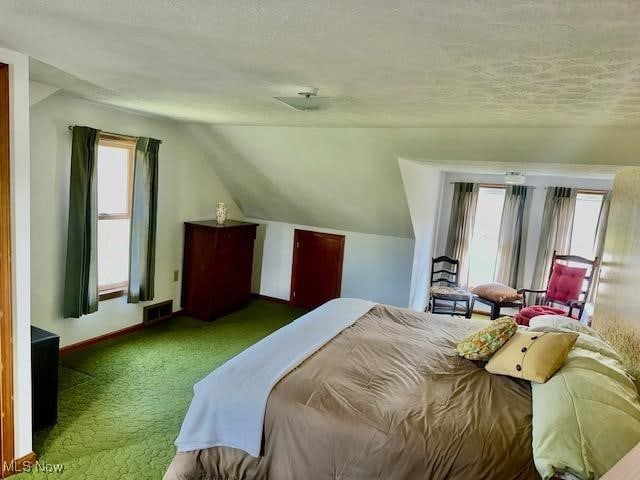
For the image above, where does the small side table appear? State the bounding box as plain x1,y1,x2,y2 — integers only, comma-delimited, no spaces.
470,295,522,320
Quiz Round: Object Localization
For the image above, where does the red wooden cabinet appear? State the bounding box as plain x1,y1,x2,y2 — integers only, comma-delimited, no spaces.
181,220,258,320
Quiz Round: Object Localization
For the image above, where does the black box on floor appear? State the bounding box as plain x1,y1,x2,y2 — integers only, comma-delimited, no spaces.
31,325,59,431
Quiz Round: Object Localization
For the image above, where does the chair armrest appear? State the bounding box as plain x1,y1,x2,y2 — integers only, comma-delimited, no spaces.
516,288,546,294
516,289,547,309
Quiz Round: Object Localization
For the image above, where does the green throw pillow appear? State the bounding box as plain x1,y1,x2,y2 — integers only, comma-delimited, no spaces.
457,317,518,361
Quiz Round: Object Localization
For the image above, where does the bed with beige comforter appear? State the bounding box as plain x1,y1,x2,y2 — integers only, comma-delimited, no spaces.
165,304,538,479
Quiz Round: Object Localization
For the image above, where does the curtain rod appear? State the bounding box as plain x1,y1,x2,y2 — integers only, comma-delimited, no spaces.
554,187,607,194
67,125,163,144
447,183,608,193
448,182,536,189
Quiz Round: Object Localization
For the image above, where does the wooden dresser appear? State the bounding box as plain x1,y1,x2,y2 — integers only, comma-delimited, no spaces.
181,220,258,321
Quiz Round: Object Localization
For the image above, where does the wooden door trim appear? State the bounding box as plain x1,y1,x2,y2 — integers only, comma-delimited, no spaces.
289,229,345,307
0,62,15,477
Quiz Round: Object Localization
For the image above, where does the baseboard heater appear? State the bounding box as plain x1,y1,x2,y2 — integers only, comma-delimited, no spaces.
143,300,173,324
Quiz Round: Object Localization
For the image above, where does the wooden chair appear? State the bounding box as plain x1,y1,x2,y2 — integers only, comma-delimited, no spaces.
427,256,472,318
517,251,599,322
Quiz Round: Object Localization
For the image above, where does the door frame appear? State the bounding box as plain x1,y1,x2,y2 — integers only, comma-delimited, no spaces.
0,62,15,476
290,229,345,307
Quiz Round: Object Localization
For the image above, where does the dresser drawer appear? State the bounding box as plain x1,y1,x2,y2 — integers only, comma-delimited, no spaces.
217,233,252,245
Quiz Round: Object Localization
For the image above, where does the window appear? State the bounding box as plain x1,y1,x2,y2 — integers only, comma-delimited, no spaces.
569,192,604,259
460,186,604,289
97,136,135,297
467,186,506,287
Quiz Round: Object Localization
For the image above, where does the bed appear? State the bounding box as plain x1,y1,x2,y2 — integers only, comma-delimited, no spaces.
165,300,539,479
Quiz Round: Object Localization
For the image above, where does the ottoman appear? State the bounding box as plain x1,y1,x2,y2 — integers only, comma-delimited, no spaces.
515,305,567,326
469,283,523,320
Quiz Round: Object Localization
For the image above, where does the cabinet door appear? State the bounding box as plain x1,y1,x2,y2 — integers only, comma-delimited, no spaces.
181,226,216,318
290,229,344,308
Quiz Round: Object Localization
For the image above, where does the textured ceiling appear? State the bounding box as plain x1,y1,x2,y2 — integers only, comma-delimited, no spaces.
2,1,640,126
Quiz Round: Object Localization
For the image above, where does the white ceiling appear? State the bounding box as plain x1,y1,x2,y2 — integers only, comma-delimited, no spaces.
3,1,640,126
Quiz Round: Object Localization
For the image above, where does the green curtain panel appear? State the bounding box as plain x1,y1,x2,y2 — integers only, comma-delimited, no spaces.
63,126,100,318
128,137,160,303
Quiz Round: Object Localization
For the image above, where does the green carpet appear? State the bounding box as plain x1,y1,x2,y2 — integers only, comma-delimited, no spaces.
19,299,307,479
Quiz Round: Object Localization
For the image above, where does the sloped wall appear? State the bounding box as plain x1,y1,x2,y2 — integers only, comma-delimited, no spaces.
181,124,640,242
180,124,416,238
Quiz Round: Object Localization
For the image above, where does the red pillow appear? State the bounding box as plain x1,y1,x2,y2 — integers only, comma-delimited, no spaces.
520,305,567,318
546,263,587,304
516,306,569,326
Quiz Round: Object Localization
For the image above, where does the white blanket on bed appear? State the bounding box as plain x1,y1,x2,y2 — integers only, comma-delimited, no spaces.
175,297,376,457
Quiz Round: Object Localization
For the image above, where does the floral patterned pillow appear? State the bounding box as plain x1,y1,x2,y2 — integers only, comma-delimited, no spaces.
456,317,518,361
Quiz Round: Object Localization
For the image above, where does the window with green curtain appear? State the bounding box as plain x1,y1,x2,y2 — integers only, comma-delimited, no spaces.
63,126,100,318
128,137,160,303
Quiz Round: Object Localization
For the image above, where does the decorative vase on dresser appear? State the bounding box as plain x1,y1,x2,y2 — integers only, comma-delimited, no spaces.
181,219,258,321
215,202,228,224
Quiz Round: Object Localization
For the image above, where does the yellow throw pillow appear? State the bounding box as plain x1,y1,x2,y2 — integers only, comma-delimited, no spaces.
485,330,578,383
456,317,518,361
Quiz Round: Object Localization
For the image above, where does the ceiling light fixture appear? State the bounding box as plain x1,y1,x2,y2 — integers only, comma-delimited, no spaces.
274,86,323,111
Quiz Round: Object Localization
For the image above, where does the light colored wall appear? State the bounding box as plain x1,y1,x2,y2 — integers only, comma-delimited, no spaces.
29,81,59,107
181,124,416,238
398,159,443,311
1,45,32,459
249,219,414,308
30,93,241,347
183,124,640,240
434,172,613,299
593,168,640,388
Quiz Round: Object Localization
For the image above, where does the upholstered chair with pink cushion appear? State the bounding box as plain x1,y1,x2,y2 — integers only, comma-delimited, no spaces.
517,251,599,325
545,263,588,306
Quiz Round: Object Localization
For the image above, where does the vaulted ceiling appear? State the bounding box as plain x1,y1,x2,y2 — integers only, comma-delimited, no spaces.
3,1,640,127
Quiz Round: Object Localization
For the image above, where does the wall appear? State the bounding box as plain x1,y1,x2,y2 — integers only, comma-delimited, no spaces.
183,124,640,241
30,93,241,347
593,168,640,387
29,81,59,107
249,219,414,308
433,172,612,297
398,159,443,311
0,45,32,460
181,125,417,238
